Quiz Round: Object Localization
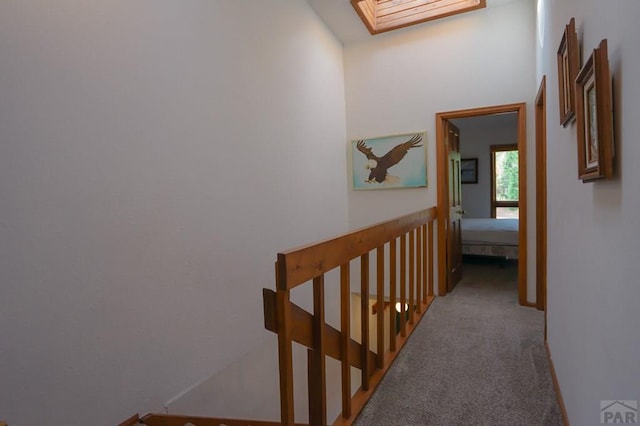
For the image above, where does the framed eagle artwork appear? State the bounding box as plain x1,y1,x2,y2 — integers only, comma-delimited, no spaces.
351,131,427,190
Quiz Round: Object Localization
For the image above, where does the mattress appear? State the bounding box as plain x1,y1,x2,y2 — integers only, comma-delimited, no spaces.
461,218,519,246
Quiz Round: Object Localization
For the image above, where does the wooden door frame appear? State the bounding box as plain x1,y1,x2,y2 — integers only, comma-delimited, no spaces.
446,121,463,291
535,77,548,332
436,103,528,305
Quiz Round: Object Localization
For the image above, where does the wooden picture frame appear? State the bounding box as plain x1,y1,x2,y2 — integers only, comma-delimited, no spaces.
575,39,614,182
461,158,478,184
557,18,580,126
351,132,427,189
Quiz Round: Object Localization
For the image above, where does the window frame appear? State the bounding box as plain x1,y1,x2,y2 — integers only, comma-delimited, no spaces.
490,144,519,218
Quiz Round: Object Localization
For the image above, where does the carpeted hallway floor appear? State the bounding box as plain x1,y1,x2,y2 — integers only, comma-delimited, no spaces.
354,259,563,426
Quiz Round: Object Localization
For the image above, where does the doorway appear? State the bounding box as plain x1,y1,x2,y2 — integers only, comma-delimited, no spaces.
436,103,528,305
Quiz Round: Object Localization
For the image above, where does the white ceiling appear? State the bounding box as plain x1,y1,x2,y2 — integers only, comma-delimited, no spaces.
305,0,524,44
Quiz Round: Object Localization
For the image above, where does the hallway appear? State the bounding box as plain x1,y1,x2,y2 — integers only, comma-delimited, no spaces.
354,260,562,425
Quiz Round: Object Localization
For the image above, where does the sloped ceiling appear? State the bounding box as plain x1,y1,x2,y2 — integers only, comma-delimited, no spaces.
306,0,523,44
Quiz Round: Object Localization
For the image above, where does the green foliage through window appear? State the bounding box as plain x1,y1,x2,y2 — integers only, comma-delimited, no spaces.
495,150,519,201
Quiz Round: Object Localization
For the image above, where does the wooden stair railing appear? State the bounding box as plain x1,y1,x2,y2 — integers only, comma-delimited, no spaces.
119,208,436,426
263,207,437,425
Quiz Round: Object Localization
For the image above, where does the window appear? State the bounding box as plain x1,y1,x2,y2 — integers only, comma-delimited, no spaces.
351,0,486,35
491,144,519,219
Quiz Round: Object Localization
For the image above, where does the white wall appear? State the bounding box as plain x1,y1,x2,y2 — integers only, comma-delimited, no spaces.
344,0,537,301
0,1,349,424
454,114,519,218
536,1,640,424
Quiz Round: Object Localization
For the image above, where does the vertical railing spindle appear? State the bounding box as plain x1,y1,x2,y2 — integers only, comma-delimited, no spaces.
389,239,397,352
376,246,384,369
340,263,351,419
360,253,370,391
399,234,407,337
422,224,427,303
308,275,326,425
428,221,434,297
416,227,422,314
409,229,415,325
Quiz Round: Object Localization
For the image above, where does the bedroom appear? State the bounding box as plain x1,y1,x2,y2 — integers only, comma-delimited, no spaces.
450,112,520,285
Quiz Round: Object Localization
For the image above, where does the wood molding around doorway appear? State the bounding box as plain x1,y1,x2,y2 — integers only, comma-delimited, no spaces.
535,77,547,314
436,103,528,305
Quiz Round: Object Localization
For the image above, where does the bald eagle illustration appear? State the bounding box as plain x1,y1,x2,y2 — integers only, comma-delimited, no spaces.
355,134,423,184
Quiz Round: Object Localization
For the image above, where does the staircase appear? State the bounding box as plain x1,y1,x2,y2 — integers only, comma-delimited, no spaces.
119,207,438,426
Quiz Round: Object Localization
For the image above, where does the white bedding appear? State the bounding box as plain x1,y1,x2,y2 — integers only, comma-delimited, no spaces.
461,218,519,246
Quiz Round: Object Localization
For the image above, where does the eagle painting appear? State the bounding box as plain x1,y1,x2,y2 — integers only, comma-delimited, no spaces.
353,133,426,188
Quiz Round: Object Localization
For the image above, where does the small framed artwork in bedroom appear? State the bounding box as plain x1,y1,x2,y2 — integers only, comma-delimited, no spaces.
557,17,579,127
461,158,478,184
575,39,614,182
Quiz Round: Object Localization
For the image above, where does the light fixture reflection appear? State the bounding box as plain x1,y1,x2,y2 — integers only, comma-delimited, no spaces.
395,302,409,313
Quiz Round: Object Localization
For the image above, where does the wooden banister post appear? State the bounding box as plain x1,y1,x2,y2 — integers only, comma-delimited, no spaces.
275,261,295,426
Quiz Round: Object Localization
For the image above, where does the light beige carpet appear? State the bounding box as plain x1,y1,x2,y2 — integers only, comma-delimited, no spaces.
354,259,563,426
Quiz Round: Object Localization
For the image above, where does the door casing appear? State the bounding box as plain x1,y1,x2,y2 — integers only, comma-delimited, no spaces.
435,103,528,305
446,121,463,291
535,77,548,333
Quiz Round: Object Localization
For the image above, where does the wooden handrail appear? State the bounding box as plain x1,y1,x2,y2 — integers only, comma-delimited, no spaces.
264,207,437,425
277,208,436,290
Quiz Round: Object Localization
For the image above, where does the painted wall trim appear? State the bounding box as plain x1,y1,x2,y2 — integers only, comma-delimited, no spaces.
545,342,570,426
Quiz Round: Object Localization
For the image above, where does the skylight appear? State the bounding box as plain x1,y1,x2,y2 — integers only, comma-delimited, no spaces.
351,0,487,35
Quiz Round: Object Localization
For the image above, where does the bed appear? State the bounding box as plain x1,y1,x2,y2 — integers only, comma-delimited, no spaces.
461,218,519,259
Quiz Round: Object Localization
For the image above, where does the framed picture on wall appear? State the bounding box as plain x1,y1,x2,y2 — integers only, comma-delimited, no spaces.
557,17,580,127
351,132,427,189
575,39,614,182
461,158,478,184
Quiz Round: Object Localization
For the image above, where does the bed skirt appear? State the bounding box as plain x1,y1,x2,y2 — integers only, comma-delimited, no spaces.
462,243,519,260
